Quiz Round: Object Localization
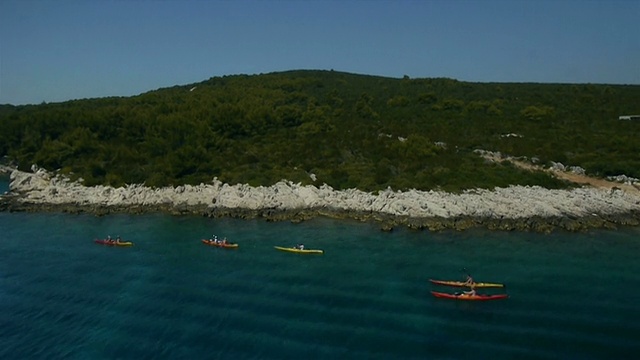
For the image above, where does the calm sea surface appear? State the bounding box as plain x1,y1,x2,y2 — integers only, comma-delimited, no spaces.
1,178,639,359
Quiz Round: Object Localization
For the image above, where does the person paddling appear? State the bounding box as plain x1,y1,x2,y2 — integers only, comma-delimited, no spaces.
463,285,477,297
464,274,475,287
462,268,475,287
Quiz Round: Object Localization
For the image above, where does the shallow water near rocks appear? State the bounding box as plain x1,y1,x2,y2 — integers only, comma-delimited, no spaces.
0,175,8,193
1,180,640,359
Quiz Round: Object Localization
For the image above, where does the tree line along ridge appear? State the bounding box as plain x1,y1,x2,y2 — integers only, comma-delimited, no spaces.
1,70,638,192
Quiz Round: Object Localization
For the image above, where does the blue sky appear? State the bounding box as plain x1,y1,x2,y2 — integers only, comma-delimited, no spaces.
1,0,638,105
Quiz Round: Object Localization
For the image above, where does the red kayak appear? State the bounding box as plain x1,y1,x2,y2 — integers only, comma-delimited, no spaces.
94,239,133,247
430,290,508,301
201,239,239,249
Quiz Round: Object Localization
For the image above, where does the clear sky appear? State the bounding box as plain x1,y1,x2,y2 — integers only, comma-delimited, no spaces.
1,0,638,105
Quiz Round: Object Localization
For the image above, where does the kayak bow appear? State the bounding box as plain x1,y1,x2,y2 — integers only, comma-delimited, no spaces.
429,279,505,288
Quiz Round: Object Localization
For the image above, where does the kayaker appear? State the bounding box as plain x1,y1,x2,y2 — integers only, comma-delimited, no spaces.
296,244,304,250
116,235,122,244
463,285,477,296
464,274,475,287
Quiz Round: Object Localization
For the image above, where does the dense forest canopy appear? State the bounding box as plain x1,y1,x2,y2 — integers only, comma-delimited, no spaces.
1,70,639,192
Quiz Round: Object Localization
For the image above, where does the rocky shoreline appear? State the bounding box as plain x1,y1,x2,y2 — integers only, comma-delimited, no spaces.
2,166,640,233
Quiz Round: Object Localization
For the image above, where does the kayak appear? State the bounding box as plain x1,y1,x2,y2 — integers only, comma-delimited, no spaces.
429,279,505,288
94,239,133,247
430,291,508,301
201,239,239,249
274,246,323,254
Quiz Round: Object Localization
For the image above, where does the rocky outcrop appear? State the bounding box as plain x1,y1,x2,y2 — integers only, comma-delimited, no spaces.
0,165,14,175
2,167,640,233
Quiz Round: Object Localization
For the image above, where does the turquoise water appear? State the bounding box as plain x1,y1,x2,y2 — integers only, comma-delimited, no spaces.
1,183,640,359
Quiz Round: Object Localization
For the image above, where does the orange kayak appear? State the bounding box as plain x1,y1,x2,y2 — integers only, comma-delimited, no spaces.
430,290,508,301
94,239,133,247
201,239,238,249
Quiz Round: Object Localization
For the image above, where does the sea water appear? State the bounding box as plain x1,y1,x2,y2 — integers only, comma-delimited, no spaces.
1,178,639,359
0,175,8,194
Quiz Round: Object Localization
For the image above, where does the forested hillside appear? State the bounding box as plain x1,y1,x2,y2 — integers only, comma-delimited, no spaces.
1,70,639,192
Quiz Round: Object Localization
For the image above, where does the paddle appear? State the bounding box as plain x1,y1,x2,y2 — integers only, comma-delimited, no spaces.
463,268,508,289
461,268,472,281
461,267,475,287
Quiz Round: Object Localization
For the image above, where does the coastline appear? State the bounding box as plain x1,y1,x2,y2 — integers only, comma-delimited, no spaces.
2,167,640,233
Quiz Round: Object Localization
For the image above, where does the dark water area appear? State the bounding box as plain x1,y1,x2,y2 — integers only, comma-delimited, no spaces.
0,175,8,194
1,206,639,359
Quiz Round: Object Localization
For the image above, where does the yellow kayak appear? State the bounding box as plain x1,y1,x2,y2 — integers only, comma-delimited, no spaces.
274,246,323,254
95,239,133,247
429,279,505,288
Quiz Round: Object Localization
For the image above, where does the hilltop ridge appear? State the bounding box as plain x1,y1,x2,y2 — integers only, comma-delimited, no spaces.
1,70,639,192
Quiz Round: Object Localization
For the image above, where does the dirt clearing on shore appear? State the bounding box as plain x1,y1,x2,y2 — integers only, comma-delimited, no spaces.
484,155,640,193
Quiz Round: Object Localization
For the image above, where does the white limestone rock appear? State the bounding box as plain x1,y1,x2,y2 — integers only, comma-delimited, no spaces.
6,168,640,220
